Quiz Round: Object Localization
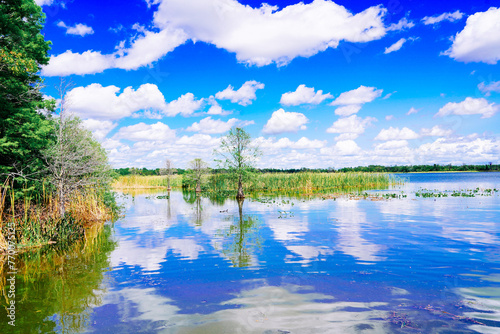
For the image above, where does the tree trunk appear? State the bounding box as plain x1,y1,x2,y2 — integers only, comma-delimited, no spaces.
236,175,244,198
195,180,201,193
58,184,66,218
167,175,171,191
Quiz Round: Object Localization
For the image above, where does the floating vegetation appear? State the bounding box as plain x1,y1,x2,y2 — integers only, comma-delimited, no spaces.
415,187,499,198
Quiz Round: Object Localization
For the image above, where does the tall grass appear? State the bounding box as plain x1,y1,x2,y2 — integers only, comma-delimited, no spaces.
0,182,116,252
207,172,399,193
112,175,182,189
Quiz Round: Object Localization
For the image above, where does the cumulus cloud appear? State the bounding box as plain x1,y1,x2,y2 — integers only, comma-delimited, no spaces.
66,83,167,120
215,80,264,106
330,86,383,105
420,125,453,137
153,0,387,66
186,117,254,134
444,8,500,64
417,136,499,164
81,119,117,140
280,84,332,106
57,21,94,36
43,28,187,76
386,17,415,31
326,115,376,139
384,38,406,54
262,109,308,134
334,104,362,116
478,81,500,96
422,10,464,25
113,122,176,141
334,140,361,155
374,126,419,141
163,93,204,117
436,97,499,118
254,136,326,150
35,0,53,6
206,97,231,115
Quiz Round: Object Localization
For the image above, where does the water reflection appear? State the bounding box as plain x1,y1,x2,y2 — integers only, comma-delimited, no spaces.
0,224,116,334
333,200,385,263
220,199,261,268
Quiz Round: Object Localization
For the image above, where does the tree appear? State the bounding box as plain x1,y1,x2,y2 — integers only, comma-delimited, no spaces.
43,88,111,217
187,158,208,193
215,127,260,198
0,0,53,182
165,159,176,191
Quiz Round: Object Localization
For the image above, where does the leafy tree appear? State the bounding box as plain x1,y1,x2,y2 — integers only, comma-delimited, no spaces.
215,127,260,198
186,158,208,193
0,0,53,183
43,89,111,217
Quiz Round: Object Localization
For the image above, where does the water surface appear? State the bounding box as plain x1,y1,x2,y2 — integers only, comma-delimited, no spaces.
3,172,500,333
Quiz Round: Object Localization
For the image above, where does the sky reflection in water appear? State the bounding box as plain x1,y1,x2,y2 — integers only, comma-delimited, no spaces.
4,173,500,333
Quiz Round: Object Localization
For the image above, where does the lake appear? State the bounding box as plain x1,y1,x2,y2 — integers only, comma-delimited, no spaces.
3,172,500,333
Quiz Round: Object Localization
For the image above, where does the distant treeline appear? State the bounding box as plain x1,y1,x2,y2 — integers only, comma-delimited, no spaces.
115,164,500,176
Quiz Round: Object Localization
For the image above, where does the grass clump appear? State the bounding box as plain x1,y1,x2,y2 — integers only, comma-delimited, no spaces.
112,174,182,189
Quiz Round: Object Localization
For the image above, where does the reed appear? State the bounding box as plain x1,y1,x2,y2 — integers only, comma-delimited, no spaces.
207,172,399,193
112,174,183,189
0,182,116,252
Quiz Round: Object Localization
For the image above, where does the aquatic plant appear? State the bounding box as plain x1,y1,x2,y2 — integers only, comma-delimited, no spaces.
112,174,183,189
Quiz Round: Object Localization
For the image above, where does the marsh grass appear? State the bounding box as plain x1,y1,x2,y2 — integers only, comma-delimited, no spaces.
112,174,183,189
0,182,116,252
207,172,399,194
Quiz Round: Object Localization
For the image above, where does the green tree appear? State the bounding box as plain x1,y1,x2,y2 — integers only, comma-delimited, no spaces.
186,158,208,193
215,127,260,198
0,0,53,182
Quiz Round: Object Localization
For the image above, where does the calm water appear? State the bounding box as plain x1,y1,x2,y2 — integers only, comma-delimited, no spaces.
3,172,500,333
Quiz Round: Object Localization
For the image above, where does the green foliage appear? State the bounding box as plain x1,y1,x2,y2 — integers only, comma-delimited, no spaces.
0,0,53,185
215,127,261,197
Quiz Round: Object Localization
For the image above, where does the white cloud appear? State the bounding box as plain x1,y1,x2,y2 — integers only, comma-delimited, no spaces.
255,136,326,150
43,28,187,76
478,81,500,96
417,136,500,164
326,115,376,139
114,122,176,141
57,21,94,36
374,140,408,150
114,28,188,70
215,81,264,106
81,119,117,140
186,117,253,134
422,10,464,25
262,109,308,134
280,84,332,106
420,125,453,137
436,97,499,118
385,115,394,121
67,83,167,120
386,17,415,31
42,50,114,76
153,0,387,66
374,126,419,141
163,93,203,117
334,140,361,155
206,97,231,115
444,8,500,64
334,104,362,116
35,0,53,6
407,107,418,115
384,38,406,54
330,86,383,105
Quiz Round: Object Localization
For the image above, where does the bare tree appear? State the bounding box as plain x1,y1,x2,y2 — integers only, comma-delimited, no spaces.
187,158,208,193
165,159,177,191
43,81,111,217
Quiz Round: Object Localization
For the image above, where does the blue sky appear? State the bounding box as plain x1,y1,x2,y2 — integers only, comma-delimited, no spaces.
36,0,500,168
